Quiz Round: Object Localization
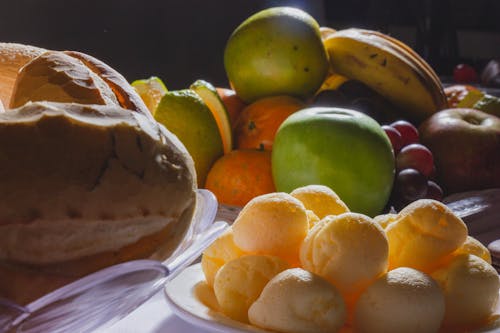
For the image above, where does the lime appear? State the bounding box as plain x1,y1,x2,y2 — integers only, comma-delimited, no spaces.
190,79,233,153
224,7,329,103
155,90,224,186
132,76,168,115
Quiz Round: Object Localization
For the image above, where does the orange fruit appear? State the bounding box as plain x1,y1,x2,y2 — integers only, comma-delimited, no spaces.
234,96,305,151
216,87,247,128
205,149,276,207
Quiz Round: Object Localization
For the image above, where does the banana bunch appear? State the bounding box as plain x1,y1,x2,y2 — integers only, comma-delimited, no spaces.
323,28,447,122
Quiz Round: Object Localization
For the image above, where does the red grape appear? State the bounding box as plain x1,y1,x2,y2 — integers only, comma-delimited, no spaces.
426,180,443,201
382,125,403,154
453,64,479,84
394,168,428,204
390,120,419,146
396,143,434,177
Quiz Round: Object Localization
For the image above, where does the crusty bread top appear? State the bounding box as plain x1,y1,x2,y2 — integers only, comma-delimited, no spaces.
0,43,46,106
0,101,197,264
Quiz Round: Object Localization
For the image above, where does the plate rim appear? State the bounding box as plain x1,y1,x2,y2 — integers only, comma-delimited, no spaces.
164,263,274,333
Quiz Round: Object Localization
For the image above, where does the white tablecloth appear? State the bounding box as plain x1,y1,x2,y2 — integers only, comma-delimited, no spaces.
100,290,212,333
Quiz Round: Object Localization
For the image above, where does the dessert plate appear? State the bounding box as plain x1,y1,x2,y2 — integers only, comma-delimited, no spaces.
165,263,500,333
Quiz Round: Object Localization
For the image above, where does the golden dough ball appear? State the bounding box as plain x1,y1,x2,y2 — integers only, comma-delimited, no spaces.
201,228,246,287
232,192,309,264
431,253,499,329
373,213,398,229
306,209,320,228
300,212,388,296
290,184,349,219
386,199,468,272
213,254,289,323
354,267,445,333
248,268,346,333
454,236,491,264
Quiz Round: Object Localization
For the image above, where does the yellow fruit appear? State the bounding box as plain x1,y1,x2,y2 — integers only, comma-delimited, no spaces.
154,90,224,186
323,29,446,122
131,76,168,115
224,7,328,103
213,254,288,322
290,184,349,219
231,192,308,265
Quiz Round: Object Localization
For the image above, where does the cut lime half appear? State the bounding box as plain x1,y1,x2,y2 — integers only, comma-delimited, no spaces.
190,79,233,154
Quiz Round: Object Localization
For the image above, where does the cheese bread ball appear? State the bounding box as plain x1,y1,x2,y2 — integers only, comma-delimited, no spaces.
201,228,246,287
386,199,467,272
373,213,398,229
454,236,491,264
290,185,349,219
431,253,499,329
306,209,320,228
232,192,309,264
354,267,445,333
249,268,346,333
213,254,288,322
300,213,388,296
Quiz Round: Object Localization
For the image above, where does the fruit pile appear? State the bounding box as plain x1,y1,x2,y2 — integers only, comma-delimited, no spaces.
201,185,499,333
133,6,500,217
382,120,443,210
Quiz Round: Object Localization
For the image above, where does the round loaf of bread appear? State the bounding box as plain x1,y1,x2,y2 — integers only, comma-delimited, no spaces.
0,101,197,304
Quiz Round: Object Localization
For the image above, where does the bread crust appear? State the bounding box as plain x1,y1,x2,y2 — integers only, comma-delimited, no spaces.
0,101,197,304
0,43,46,106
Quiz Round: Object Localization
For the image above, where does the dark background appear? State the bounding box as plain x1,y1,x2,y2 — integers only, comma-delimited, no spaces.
0,0,498,89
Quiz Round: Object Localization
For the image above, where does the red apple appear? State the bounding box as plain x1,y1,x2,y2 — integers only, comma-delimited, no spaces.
419,108,500,194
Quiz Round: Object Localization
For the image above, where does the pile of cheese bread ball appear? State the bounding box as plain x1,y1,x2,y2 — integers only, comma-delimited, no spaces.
201,185,499,333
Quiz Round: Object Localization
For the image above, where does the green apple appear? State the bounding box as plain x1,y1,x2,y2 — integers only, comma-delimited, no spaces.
272,107,395,216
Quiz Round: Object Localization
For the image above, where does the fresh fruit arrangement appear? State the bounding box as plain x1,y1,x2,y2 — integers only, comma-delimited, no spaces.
200,185,499,333
133,6,499,217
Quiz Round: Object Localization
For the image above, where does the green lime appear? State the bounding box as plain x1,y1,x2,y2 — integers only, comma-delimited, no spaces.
155,90,224,186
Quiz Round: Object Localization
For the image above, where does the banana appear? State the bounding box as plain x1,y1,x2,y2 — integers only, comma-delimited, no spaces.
353,29,447,110
323,29,445,122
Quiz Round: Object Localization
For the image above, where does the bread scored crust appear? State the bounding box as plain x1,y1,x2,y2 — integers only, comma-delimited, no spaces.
9,50,152,121
0,43,46,107
0,101,197,304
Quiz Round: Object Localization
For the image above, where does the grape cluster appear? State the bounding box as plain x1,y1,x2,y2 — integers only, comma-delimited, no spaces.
383,120,443,210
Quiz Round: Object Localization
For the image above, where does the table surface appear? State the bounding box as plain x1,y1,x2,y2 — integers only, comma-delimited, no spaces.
99,290,211,333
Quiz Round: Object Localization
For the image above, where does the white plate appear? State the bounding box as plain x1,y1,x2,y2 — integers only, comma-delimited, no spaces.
165,263,500,333
164,263,273,333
